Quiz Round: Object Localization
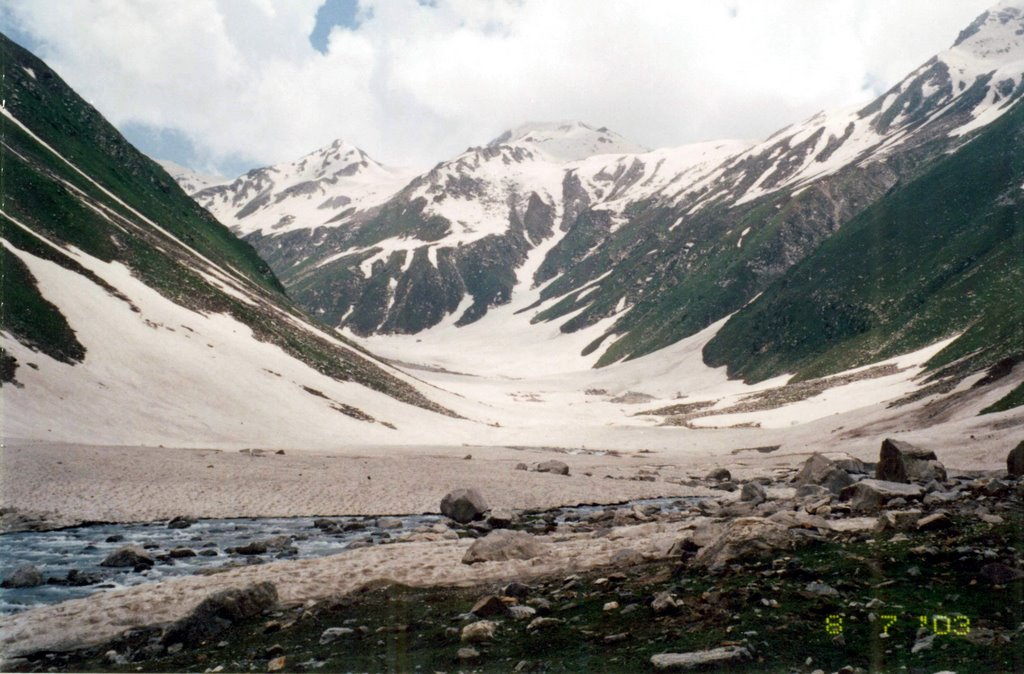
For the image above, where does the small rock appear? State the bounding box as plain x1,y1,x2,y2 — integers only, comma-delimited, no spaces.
440,488,490,524
874,509,923,533
167,516,195,529
706,468,731,481
319,627,354,645
267,656,286,672
515,463,528,471
740,482,766,504
650,646,751,670
980,562,1024,585
169,547,197,558
1,565,43,588
461,620,496,643
265,644,284,658
486,509,516,528
651,591,680,614
916,512,952,531
456,647,480,662
536,460,570,476
503,581,531,598
603,601,620,612
376,517,403,529
910,633,934,654
471,594,510,617
508,605,537,620
804,582,839,597
526,616,561,630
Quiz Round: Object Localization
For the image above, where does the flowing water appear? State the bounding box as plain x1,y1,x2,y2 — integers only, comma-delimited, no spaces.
0,497,698,614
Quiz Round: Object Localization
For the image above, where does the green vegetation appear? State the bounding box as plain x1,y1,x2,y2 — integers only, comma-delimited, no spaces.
704,101,1024,384
26,511,1023,673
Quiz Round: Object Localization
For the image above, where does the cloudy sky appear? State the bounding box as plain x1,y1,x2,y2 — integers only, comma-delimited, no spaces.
2,0,996,177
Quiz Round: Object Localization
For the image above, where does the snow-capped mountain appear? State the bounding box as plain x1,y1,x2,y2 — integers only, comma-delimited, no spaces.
167,4,1022,387
191,139,415,238
0,34,460,448
154,160,226,196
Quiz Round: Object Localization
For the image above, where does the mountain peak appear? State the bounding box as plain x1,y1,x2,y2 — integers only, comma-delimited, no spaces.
952,2,1024,58
487,120,648,162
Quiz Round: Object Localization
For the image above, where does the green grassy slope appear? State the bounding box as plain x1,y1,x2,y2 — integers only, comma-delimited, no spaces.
703,101,1023,383
0,32,453,416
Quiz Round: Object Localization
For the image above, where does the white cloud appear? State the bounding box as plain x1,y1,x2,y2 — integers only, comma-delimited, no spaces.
4,0,998,175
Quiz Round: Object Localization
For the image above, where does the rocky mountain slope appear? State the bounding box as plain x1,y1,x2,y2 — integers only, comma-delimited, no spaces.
0,33,459,448
174,5,1022,389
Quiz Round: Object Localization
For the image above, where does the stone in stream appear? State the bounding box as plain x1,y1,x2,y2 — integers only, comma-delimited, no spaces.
1008,440,1024,477
1,565,43,588
650,646,751,670
100,546,154,568
536,460,570,476
376,517,403,529
463,529,550,564
167,516,196,529
876,438,946,483
65,569,103,586
839,479,923,513
169,547,197,558
440,488,490,524
161,582,278,647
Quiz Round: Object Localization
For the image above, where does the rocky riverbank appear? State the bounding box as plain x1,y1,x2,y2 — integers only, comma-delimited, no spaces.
2,439,1021,673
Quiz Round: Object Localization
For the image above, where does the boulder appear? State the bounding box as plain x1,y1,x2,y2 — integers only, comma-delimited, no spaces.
1008,441,1024,477
440,488,490,524
876,438,946,483
706,468,731,481
100,546,154,568
740,482,766,504
792,453,854,494
536,460,570,476
161,582,278,647
651,646,751,670
1,565,43,588
692,517,795,571
462,530,549,565
839,479,923,513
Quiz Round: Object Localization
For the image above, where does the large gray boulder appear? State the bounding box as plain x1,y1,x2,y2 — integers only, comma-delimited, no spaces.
876,438,946,483
1008,441,1024,477
161,582,278,647
440,488,490,524
100,546,154,568
1,565,43,588
462,529,549,565
840,479,923,512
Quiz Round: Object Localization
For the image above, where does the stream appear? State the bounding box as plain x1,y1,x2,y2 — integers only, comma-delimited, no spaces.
0,497,698,614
